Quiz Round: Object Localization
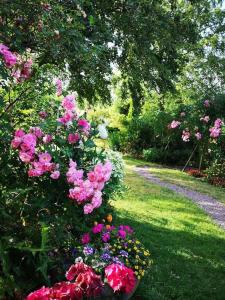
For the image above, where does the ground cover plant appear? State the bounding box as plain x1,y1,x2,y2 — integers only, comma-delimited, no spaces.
114,157,225,299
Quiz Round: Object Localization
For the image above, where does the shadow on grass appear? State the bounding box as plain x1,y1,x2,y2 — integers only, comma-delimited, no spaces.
117,215,225,300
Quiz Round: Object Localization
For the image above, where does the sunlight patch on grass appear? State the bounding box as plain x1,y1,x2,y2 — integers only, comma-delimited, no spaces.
113,159,225,299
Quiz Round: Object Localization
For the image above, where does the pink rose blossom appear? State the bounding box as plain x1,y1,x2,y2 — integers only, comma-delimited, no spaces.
20,59,32,79
30,127,43,138
78,119,91,134
68,133,80,144
0,46,17,67
182,130,191,142
209,127,221,138
39,152,52,163
43,134,52,144
19,151,34,163
214,118,223,128
195,132,202,140
169,120,181,129
62,95,76,111
83,203,94,214
15,129,25,137
28,168,44,177
204,100,210,107
50,170,60,179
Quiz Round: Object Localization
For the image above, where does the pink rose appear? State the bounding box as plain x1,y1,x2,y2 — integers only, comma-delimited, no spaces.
50,170,60,179
195,132,202,140
43,134,52,144
39,152,52,163
19,151,34,163
83,204,94,215
68,133,80,144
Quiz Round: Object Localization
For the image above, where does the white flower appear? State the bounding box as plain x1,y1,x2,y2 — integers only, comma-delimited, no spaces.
98,124,108,139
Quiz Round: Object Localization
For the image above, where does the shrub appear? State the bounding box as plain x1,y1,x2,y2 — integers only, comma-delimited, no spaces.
206,160,225,187
143,148,164,163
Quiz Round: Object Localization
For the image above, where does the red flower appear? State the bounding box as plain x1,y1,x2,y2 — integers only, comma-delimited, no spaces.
26,286,51,300
66,262,92,281
105,263,136,294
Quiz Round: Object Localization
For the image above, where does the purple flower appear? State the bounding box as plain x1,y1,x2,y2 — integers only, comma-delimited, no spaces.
118,229,126,239
119,250,129,257
102,232,110,243
101,253,111,261
112,257,123,265
83,246,94,256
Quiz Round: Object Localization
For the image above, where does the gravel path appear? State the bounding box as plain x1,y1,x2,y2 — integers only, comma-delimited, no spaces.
135,166,225,230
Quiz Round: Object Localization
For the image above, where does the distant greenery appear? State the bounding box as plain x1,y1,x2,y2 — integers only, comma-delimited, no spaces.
115,157,225,299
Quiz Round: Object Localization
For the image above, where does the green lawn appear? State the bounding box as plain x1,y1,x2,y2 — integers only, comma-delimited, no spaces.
113,158,225,300
124,156,225,205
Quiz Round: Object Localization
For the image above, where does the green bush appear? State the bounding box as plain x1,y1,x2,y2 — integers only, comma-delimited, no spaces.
206,160,225,181
143,148,164,163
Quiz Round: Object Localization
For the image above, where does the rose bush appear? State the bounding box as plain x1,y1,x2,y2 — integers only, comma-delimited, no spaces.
0,44,124,299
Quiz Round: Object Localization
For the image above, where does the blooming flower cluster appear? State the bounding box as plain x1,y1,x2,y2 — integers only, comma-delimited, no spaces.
77,221,151,282
182,129,191,142
105,263,136,294
67,160,112,214
26,262,103,300
11,82,113,214
11,128,59,178
168,100,224,143
0,43,33,82
209,118,223,139
169,120,181,129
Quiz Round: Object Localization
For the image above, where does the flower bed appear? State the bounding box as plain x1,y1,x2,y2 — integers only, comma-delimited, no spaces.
26,222,151,299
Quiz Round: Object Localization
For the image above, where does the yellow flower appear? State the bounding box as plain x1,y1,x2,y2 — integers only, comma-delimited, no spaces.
135,271,138,276
144,251,149,256
134,247,138,251
135,266,139,270
136,240,140,244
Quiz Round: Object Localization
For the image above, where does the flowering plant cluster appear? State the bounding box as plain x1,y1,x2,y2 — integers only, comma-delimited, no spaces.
26,261,103,300
0,43,32,82
26,219,151,299
11,81,114,215
168,100,224,143
77,220,151,282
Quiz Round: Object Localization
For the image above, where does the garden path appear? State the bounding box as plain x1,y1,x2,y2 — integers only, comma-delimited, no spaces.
134,166,225,230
